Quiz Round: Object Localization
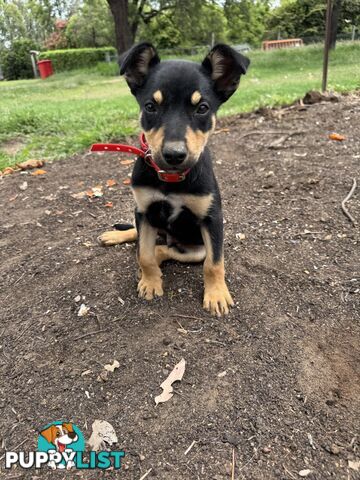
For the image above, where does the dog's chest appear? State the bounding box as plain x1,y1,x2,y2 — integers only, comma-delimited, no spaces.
132,187,213,223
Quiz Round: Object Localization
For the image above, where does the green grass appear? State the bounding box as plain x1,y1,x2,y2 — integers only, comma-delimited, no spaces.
1,42,359,170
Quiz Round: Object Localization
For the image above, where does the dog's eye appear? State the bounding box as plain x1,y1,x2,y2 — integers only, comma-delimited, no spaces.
196,103,209,115
145,102,156,113
56,432,60,437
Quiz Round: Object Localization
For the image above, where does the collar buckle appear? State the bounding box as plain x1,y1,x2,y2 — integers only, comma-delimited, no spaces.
157,170,186,183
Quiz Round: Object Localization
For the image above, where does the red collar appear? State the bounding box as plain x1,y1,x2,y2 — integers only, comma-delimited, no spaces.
90,133,190,183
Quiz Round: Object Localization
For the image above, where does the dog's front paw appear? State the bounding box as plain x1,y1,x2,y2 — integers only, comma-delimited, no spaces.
203,283,234,317
138,275,163,300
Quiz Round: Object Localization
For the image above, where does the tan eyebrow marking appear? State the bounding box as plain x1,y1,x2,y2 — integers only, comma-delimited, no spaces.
191,90,201,105
153,90,163,104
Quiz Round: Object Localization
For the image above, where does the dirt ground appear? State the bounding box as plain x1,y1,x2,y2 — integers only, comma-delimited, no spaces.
1,94,359,480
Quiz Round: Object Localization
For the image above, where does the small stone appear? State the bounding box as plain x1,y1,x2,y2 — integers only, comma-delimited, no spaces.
139,454,145,461
19,181,28,191
162,337,171,346
262,446,272,454
299,469,312,477
74,295,81,302
235,232,246,241
78,303,90,317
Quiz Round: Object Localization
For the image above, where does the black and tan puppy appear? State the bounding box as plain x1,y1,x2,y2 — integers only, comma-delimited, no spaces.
100,42,249,316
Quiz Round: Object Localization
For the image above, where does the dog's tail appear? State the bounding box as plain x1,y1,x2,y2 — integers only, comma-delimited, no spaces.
113,223,135,231
99,224,137,246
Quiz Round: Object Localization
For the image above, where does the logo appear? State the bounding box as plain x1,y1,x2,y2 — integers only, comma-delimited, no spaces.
5,421,125,470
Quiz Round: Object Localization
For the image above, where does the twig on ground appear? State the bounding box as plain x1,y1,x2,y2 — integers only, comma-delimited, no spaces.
184,440,196,456
239,130,306,141
268,130,307,149
283,464,297,479
14,323,31,342
231,447,235,480
170,313,205,322
73,329,108,341
341,178,357,225
238,452,256,473
139,468,152,480
176,320,188,334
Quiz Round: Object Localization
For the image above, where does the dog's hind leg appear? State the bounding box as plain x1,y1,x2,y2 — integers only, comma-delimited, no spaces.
98,225,137,246
155,245,206,266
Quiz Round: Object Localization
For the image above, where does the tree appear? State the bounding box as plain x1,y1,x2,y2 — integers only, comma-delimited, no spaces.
2,38,38,80
0,1,26,48
139,1,227,49
66,0,115,48
106,0,132,54
106,0,205,54
330,0,341,49
224,0,271,46
267,0,360,42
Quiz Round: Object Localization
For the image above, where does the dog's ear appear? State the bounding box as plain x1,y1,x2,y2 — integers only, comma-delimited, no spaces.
62,422,73,433
40,425,56,444
120,42,160,94
202,44,250,102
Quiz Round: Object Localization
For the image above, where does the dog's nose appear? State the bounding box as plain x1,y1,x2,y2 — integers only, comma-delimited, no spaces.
162,142,187,166
68,431,76,439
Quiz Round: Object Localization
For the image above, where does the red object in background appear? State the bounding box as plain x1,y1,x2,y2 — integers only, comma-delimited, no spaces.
37,60,53,79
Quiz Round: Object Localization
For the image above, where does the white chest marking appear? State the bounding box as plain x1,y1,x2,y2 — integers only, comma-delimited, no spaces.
132,187,213,219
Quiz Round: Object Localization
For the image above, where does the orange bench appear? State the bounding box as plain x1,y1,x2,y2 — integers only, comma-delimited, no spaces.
262,39,303,50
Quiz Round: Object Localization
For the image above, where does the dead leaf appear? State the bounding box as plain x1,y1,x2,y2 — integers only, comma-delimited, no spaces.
30,169,47,176
92,185,103,197
105,201,113,208
3,167,15,175
104,360,120,372
155,358,186,405
88,420,118,452
329,133,346,141
19,181,28,191
86,189,95,198
17,159,44,170
78,304,90,317
120,159,134,165
106,179,117,187
71,191,87,199
122,178,131,185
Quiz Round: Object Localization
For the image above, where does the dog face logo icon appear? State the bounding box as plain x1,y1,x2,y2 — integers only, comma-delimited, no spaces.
40,422,79,453
38,421,85,469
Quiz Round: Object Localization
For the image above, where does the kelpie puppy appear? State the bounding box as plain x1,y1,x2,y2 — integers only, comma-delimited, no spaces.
100,42,250,316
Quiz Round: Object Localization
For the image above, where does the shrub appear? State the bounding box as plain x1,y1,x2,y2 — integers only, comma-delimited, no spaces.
38,47,116,72
1,39,39,80
93,61,119,76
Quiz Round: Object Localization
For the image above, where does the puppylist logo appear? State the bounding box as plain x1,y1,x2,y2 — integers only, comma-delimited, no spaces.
5,421,125,470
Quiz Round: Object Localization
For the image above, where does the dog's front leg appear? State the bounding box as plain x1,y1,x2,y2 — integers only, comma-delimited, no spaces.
136,212,163,300
201,215,234,316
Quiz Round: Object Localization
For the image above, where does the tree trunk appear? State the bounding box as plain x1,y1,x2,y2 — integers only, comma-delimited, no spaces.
330,0,341,49
107,0,133,55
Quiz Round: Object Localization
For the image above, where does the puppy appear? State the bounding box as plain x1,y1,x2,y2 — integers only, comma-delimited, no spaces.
100,43,250,316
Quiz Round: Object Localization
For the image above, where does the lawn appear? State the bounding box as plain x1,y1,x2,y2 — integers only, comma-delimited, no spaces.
1,41,359,170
